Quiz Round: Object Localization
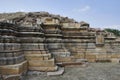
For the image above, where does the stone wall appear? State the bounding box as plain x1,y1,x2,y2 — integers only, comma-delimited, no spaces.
41,17,71,63
18,22,57,71
61,22,120,62
0,22,27,79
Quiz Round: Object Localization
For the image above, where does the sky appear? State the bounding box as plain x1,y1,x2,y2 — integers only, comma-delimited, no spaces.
0,0,120,30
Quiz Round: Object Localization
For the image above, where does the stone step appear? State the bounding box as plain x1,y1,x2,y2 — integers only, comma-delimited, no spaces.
56,62,84,67
47,67,64,76
1,74,21,80
75,59,88,63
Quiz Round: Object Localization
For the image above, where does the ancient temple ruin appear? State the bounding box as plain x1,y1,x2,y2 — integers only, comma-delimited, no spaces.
0,12,120,80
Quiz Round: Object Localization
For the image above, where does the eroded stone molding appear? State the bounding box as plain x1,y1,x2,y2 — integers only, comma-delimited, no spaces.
0,13,120,79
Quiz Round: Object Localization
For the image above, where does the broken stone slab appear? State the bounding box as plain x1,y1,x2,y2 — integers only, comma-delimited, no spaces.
47,67,64,76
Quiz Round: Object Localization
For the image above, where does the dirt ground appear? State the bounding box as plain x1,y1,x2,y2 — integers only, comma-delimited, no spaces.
24,63,120,80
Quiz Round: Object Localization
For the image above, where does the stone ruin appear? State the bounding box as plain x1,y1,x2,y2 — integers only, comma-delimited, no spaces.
0,12,120,80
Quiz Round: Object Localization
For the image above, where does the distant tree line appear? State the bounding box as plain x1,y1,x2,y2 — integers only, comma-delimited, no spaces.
105,28,120,36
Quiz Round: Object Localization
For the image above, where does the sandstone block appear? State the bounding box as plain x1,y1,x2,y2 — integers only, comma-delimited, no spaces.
96,54,106,59
111,58,120,63
25,54,51,60
0,61,27,75
87,59,96,62
24,51,42,54
28,59,55,67
74,54,84,59
55,56,74,63
86,54,96,59
29,66,58,72
111,54,120,58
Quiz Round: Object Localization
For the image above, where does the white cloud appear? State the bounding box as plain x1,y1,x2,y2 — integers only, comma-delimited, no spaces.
80,6,91,12
73,5,91,12
102,25,120,30
19,9,25,12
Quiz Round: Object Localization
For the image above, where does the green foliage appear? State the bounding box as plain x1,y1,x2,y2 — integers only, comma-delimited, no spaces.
105,28,120,36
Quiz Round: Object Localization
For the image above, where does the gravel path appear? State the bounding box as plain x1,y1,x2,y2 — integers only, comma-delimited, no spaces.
24,63,120,80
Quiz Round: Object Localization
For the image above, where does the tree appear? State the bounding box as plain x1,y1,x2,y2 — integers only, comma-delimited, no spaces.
105,28,120,36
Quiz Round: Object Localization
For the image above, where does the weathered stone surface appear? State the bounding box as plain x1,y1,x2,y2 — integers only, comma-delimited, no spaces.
55,56,74,63
0,61,27,75
28,59,55,67
0,22,27,79
2,75,21,80
111,58,120,63
0,12,120,79
25,54,51,60
29,66,58,71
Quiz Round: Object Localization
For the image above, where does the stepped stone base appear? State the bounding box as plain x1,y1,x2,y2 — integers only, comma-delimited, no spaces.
0,61,27,75
25,50,57,71
73,53,120,63
27,57,57,71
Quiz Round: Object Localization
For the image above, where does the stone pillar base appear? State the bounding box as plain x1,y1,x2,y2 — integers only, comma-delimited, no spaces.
0,61,27,80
